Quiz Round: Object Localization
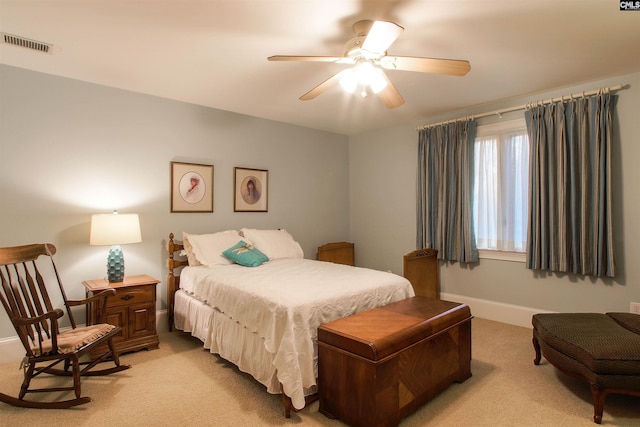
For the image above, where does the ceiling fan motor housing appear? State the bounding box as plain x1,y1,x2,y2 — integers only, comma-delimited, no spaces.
352,20,375,37
344,36,368,59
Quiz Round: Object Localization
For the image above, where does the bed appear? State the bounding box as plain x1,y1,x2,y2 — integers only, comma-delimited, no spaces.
166,228,420,417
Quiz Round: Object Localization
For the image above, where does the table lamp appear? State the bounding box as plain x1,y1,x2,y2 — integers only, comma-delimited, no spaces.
90,210,142,282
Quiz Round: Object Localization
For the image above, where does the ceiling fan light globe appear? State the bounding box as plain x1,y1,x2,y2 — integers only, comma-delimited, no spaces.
339,69,358,93
355,62,387,93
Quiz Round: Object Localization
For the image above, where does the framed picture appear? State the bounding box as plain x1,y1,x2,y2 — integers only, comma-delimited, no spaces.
234,167,268,212
170,161,214,213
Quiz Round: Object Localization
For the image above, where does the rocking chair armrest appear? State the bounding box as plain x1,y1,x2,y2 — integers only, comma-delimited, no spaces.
67,288,117,307
13,308,65,326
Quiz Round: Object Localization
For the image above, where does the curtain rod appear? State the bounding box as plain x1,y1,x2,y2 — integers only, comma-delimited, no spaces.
416,83,626,131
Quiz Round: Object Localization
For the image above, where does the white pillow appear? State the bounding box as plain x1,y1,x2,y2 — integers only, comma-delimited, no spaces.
181,236,201,266
240,228,304,260
183,230,244,266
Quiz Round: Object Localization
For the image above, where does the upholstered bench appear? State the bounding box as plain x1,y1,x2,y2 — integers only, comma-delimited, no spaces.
318,296,472,427
532,312,640,424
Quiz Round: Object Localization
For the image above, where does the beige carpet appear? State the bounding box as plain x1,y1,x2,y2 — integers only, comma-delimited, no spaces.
0,318,638,427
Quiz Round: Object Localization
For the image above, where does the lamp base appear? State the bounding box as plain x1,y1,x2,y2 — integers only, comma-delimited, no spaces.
107,245,125,283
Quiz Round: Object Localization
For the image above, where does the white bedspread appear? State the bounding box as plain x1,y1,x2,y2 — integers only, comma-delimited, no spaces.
179,258,414,409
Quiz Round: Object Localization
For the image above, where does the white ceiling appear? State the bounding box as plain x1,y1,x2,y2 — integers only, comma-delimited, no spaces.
2,1,639,135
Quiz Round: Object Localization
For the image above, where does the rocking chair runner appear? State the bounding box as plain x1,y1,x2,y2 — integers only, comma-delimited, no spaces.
0,243,130,409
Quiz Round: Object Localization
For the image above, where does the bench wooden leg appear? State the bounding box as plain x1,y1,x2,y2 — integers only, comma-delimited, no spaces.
590,384,606,424
532,336,542,365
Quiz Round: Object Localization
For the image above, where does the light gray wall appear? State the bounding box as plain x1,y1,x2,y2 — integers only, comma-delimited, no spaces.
0,65,349,339
2,64,639,341
349,71,640,314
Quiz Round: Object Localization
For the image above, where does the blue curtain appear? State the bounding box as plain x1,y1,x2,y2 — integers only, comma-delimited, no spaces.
417,119,478,263
525,90,616,277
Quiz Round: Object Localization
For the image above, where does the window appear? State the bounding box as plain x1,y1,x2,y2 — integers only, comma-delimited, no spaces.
473,119,529,260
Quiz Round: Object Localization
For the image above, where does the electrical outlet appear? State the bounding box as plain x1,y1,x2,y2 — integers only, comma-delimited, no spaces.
631,302,640,315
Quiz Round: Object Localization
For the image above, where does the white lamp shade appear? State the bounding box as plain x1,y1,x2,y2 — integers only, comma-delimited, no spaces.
90,213,142,246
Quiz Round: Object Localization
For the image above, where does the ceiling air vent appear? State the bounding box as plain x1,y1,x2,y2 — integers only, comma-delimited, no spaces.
1,32,52,53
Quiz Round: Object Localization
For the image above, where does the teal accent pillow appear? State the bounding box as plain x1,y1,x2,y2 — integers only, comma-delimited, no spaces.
223,241,269,267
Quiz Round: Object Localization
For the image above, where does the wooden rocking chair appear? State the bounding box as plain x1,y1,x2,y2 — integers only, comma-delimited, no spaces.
0,243,130,409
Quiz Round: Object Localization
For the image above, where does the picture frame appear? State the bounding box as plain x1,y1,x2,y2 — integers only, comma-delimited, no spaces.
170,161,214,213
234,167,268,212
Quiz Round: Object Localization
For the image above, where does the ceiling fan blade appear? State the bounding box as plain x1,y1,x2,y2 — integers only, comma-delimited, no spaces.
381,56,471,76
268,55,351,64
361,20,404,54
299,70,349,101
377,73,404,109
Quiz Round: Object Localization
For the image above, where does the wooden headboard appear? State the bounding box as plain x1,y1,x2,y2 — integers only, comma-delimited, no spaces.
316,241,355,266
167,232,188,331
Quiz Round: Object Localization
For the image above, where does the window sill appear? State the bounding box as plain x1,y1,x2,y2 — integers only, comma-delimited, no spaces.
478,249,526,263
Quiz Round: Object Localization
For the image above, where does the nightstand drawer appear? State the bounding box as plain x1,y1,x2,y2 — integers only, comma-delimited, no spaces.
107,286,154,308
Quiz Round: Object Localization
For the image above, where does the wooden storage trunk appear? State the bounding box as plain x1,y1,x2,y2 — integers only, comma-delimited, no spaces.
318,296,472,427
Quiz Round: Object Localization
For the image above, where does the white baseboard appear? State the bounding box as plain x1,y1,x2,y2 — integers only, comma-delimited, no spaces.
0,310,169,366
0,336,24,366
440,293,554,329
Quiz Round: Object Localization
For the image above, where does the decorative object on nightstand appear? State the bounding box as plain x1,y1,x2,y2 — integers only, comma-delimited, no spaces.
83,274,160,358
90,210,142,282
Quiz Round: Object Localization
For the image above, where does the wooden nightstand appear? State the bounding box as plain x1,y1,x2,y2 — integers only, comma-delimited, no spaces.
83,274,160,357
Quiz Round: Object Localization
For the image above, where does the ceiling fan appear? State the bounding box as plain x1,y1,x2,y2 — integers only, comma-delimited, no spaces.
268,20,471,109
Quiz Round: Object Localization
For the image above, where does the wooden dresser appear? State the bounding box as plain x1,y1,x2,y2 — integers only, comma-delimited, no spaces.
83,274,160,357
318,296,472,427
